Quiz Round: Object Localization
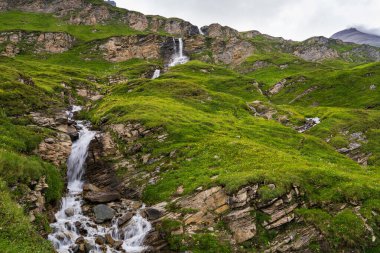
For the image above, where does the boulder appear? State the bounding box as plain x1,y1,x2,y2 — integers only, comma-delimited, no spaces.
143,208,163,221
95,235,106,245
93,204,115,223
117,212,134,226
64,207,75,217
84,191,121,203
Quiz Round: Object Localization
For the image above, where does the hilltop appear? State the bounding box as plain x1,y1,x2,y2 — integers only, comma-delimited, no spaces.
332,28,380,47
0,0,379,252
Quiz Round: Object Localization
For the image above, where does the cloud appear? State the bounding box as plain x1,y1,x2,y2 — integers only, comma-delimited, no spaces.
114,0,380,40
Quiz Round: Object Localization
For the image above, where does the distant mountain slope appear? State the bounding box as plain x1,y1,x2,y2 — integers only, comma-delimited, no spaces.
331,28,380,47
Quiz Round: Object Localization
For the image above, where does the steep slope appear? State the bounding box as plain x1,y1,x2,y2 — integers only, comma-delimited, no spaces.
332,28,380,47
0,0,379,252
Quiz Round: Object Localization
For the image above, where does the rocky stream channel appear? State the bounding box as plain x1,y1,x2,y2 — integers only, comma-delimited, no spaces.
47,38,189,253
48,106,151,253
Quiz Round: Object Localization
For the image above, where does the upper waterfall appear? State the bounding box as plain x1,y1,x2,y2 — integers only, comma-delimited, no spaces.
169,38,189,67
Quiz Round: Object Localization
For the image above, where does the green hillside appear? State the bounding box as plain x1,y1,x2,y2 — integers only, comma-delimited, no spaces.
0,2,380,252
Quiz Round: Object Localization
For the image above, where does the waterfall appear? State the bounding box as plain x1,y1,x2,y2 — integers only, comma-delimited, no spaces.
48,106,151,253
198,26,204,35
169,38,189,67
151,69,160,79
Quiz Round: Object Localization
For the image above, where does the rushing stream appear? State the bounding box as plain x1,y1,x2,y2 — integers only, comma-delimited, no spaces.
48,106,151,253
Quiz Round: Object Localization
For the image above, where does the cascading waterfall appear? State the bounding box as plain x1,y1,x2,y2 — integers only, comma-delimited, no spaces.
151,69,161,79
48,106,151,253
198,26,204,35
169,38,189,67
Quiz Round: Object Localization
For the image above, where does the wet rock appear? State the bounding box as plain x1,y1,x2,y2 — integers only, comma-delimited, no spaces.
105,234,115,245
143,208,163,221
84,191,121,203
117,212,134,226
93,204,115,223
83,183,101,193
75,236,85,244
95,235,106,245
64,207,75,217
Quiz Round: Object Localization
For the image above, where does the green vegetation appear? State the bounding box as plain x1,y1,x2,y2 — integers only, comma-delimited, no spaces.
0,11,143,42
0,181,54,253
0,3,379,252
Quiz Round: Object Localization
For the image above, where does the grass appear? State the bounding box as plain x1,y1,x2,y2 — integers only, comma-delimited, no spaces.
0,11,143,42
0,7,379,251
0,180,54,253
87,60,380,250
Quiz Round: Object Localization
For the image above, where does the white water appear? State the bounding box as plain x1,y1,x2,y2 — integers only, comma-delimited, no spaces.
169,38,189,67
151,69,161,79
198,27,204,35
297,117,321,133
49,106,151,253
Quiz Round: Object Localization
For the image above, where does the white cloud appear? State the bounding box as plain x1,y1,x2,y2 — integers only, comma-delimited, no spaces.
113,0,380,40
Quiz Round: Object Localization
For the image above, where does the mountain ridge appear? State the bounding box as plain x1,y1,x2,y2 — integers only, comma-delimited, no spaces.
331,27,380,47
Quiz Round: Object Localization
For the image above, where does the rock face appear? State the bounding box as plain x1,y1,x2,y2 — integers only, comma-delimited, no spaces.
0,31,75,57
85,132,120,190
0,0,200,36
202,23,239,39
22,176,49,222
38,134,72,167
293,37,339,61
99,35,164,62
292,36,380,62
146,183,326,251
336,131,371,165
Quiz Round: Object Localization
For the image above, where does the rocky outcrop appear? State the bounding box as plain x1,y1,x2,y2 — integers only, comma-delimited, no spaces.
291,36,380,62
30,110,76,166
0,0,200,36
125,11,148,31
210,37,255,65
0,31,75,57
98,34,165,62
162,18,199,36
202,23,239,39
85,132,120,190
38,134,72,167
264,226,322,252
293,37,339,62
147,184,311,250
335,131,371,165
21,176,49,222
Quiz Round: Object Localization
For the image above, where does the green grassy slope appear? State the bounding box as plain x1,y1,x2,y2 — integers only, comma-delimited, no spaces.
0,7,379,252
88,61,380,251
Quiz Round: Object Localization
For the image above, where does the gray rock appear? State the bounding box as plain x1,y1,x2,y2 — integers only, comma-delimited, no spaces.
93,204,115,223
64,207,75,217
143,208,163,221
84,191,121,203
117,212,134,226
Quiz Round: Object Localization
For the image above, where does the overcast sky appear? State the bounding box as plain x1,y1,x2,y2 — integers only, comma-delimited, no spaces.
114,0,380,41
